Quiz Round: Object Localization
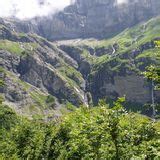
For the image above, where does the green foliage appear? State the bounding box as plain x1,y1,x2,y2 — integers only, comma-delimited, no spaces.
0,104,55,159
143,65,160,90
48,98,160,159
0,67,5,88
0,99,160,159
45,95,56,109
0,105,19,130
46,95,55,106
30,91,56,109
66,102,76,111
86,17,160,82
0,96,4,105
144,65,159,81
58,63,84,89
0,40,23,55
0,40,37,56
85,16,160,51
0,79,5,87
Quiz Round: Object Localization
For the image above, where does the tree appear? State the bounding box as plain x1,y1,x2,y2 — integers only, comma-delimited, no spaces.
0,101,159,159
143,65,160,119
48,98,159,159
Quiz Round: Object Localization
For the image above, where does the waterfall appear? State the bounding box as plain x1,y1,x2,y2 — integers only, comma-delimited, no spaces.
151,79,156,119
84,79,89,107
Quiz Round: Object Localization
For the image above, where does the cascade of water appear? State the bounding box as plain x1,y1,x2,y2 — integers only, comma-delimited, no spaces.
151,79,156,119
83,77,89,107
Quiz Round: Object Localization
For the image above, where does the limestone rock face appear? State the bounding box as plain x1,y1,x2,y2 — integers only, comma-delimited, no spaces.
5,0,160,40
36,0,118,40
90,71,160,105
102,74,151,103
0,50,20,72
17,55,83,106
41,0,160,40
0,24,86,108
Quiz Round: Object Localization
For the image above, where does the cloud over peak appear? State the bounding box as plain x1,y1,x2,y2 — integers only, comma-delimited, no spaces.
117,0,128,4
0,0,129,19
0,0,70,19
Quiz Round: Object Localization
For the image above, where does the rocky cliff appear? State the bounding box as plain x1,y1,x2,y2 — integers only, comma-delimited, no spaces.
0,2,160,118
3,0,160,40
0,23,87,119
58,16,160,109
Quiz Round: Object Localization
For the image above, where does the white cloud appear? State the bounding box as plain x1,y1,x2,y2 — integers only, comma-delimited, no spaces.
0,0,70,19
117,0,128,4
0,0,129,19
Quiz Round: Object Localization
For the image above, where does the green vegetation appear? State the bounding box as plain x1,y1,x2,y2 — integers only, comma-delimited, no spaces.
58,63,84,88
0,98,160,159
0,67,5,88
85,16,160,51
92,46,159,78
0,14,160,160
4,70,57,118
66,102,77,111
143,65,160,118
0,40,23,55
0,79,5,87
70,17,160,77
0,104,55,159
136,48,160,60
30,91,55,109
88,18,160,88
0,40,37,56
143,65,160,89
81,49,96,64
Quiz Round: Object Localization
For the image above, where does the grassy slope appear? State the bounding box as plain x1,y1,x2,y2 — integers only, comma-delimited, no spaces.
59,16,160,74
4,70,57,119
86,16,160,50
89,16,160,72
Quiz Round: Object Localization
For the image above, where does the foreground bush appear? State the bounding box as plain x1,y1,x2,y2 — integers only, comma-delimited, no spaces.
0,98,160,159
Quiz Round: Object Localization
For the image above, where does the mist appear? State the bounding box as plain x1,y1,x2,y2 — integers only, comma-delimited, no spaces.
117,0,128,4
0,0,70,19
0,0,128,20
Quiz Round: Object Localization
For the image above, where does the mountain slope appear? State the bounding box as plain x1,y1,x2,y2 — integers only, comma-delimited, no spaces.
0,23,87,119
58,16,160,112
0,16,160,118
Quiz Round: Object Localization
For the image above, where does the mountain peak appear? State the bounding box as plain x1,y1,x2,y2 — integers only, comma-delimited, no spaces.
1,0,160,41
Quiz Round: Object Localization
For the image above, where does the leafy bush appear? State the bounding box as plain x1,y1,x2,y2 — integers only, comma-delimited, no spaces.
48,98,160,159
0,99,159,159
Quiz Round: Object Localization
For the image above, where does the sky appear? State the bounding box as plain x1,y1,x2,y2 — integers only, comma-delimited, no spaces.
0,0,71,19
0,0,127,19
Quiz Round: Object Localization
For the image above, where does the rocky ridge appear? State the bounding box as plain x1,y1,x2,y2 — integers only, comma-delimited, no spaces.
0,23,87,119
2,0,160,40
0,2,160,118
58,16,160,110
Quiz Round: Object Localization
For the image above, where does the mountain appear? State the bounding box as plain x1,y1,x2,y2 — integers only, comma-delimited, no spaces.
0,22,88,119
1,15,160,119
58,16,160,111
1,1,160,159
2,0,160,40
0,0,160,119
